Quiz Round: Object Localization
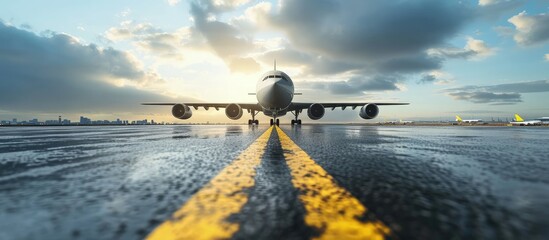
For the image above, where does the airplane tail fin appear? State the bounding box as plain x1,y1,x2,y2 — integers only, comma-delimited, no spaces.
456,115,463,122
514,114,524,122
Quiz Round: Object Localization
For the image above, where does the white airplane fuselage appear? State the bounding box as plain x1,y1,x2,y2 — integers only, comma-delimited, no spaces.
256,70,294,117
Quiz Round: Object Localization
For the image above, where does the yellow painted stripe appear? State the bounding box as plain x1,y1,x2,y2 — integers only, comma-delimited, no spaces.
147,126,274,240
275,126,391,240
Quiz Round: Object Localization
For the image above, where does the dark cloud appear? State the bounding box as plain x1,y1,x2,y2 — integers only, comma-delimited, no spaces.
311,75,400,95
0,22,187,114
444,80,549,104
246,0,479,92
257,47,359,75
268,0,472,61
447,80,549,93
418,74,437,84
448,91,522,104
376,54,442,73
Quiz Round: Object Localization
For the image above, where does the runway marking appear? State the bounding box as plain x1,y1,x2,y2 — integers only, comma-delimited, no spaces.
275,126,391,240
147,126,274,240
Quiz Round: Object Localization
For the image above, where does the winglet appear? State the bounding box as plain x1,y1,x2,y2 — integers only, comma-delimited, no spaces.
514,114,524,122
456,115,462,122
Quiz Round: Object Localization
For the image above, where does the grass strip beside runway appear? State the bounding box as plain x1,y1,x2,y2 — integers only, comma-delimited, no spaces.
147,126,273,240
275,126,391,240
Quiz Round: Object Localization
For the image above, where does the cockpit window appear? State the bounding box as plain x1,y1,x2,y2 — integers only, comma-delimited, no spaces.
262,75,289,81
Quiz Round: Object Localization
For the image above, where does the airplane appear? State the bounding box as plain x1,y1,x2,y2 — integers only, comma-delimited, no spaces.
455,115,482,123
509,114,542,126
142,62,409,126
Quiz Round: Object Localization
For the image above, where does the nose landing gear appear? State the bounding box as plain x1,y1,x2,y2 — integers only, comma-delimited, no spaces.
270,118,280,126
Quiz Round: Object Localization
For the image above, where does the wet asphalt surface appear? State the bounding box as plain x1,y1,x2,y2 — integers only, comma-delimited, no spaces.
1,125,548,240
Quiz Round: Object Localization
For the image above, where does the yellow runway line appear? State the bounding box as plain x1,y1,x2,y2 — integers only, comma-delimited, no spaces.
275,126,391,240
147,126,274,240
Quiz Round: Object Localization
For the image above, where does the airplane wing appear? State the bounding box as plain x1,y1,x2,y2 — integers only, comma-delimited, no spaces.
287,102,409,111
141,103,263,112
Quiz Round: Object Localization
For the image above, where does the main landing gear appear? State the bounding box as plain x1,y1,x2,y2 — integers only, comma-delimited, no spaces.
290,110,302,125
248,110,259,125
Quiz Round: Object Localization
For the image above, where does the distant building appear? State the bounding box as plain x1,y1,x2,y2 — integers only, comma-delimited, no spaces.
12,118,17,124
45,120,59,125
80,116,91,125
135,119,148,125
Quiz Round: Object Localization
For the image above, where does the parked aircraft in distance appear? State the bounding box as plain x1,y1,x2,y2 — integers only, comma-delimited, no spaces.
142,62,409,126
509,114,542,126
456,115,482,123
384,119,414,124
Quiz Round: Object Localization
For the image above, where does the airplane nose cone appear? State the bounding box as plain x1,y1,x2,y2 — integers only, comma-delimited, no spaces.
260,78,293,109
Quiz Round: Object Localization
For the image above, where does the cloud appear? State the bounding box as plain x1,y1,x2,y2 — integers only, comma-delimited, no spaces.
167,0,181,6
228,57,260,73
418,71,454,85
449,80,549,93
189,1,260,73
477,0,524,18
444,80,549,104
257,47,359,75
105,21,191,60
418,74,436,84
243,0,479,92
479,0,499,6
508,11,549,45
311,75,401,95
0,22,186,114
448,91,522,104
427,37,495,60
545,53,549,62
264,0,472,61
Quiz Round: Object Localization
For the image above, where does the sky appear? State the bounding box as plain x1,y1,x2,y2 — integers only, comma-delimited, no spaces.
1,0,548,123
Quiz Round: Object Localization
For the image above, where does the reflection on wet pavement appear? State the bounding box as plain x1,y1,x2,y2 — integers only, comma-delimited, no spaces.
0,125,548,240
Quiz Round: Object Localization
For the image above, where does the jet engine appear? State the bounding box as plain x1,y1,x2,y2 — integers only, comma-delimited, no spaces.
359,104,379,119
225,103,243,120
172,104,192,119
307,103,325,120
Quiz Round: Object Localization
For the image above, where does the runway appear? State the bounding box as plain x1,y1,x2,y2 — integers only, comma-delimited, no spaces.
1,125,548,240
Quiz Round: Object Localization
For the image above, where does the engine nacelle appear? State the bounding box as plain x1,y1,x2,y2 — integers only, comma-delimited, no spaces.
225,103,243,120
172,104,192,119
307,103,325,120
359,104,379,119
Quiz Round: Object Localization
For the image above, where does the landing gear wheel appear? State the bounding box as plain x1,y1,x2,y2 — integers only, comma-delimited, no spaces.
254,120,259,125
270,119,274,126
298,119,302,125
248,119,252,125
291,120,295,125
276,119,280,126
